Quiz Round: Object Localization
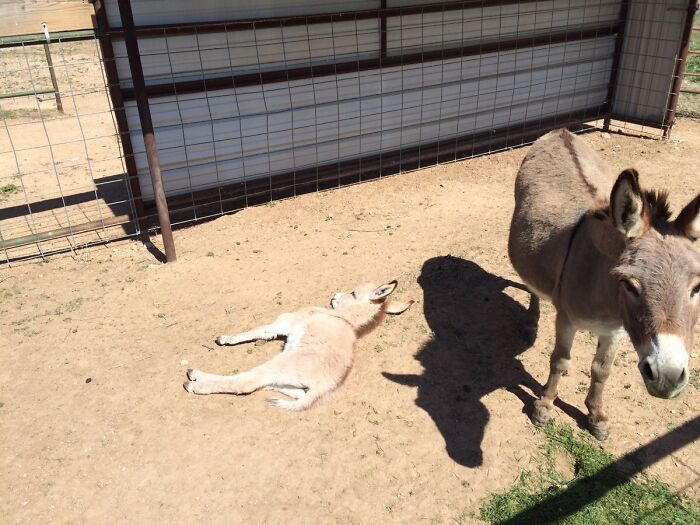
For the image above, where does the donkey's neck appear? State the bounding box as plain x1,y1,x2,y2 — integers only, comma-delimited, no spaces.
555,213,626,331
333,303,387,337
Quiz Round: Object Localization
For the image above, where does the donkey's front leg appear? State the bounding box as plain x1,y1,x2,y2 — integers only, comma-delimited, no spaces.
532,314,575,426
584,331,622,441
216,313,295,346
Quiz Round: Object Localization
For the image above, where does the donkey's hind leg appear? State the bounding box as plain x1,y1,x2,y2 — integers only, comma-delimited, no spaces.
184,352,306,396
522,292,541,344
532,313,575,426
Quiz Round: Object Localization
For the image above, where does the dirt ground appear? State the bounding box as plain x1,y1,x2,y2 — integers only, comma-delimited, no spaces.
1,119,700,524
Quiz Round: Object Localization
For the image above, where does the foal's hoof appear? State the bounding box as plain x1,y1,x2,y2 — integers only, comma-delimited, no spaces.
588,419,610,441
215,336,228,345
186,368,199,381
183,381,195,393
532,400,552,426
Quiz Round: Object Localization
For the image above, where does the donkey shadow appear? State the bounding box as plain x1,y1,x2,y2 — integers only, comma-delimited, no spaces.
384,256,585,467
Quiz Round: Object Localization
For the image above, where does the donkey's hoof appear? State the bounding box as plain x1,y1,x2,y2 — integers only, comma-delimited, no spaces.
186,368,198,381
532,400,552,426
183,381,195,393
588,419,610,441
215,336,228,345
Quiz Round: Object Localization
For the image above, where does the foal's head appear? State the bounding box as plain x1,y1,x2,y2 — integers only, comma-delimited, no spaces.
610,169,700,399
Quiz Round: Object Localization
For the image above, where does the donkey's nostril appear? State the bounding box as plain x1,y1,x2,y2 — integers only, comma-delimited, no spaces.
642,361,656,381
678,368,688,384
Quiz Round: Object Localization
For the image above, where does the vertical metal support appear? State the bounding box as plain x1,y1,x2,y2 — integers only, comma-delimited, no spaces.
41,23,63,113
117,0,176,262
663,0,698,139
92,0,146,231
603,1,630,131
380,0,387,59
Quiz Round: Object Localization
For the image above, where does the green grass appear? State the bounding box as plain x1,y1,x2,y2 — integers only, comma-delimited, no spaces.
678,12,700,118
480,422,700,524
685,12,700,79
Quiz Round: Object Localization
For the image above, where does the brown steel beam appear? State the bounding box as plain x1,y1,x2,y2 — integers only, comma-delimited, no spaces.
120,23,621,101
663,0,698,138
117,0,176,262
603,0,630,131
92,0,146,229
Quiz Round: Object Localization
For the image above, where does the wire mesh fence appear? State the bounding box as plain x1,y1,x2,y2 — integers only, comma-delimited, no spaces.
0,30,139,265
0,0,695,264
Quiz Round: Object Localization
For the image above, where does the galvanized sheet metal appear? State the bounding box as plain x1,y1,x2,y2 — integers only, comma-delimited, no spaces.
612,0,690,125
125,37,615,199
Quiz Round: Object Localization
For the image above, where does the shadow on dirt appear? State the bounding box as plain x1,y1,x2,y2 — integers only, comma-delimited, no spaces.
384,255,585,467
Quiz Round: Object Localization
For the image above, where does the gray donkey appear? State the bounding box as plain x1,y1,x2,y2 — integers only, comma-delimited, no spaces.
509,128,700,440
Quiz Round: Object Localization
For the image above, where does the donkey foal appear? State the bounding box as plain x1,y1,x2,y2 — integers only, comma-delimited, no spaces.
184,281,412,410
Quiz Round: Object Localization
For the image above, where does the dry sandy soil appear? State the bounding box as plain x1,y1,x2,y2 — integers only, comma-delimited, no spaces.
2,119,700,524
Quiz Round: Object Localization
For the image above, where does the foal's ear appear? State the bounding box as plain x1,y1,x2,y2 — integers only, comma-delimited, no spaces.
675,194,700,241
610,169,648,239
371,280,398,301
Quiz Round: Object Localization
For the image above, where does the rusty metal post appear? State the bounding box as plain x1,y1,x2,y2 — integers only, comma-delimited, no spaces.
41,23,63,113
603,0,630,131
116,0,176,262
663,0,698,139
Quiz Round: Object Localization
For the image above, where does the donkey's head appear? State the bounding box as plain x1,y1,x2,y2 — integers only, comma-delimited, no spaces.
610,169,700,399
330,281,413,335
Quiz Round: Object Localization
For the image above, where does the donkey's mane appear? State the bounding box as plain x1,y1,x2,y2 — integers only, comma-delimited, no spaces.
592,188,672,226
643,189,672,225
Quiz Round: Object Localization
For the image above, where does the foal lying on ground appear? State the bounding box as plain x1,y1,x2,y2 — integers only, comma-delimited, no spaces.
184,281,413,410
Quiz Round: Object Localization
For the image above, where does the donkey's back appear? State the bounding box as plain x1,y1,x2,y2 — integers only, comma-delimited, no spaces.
508,128,612,299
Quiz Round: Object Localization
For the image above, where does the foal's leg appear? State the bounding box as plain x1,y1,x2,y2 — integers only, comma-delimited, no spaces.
216,313,296,346
532,314,575,425
584,331,622,441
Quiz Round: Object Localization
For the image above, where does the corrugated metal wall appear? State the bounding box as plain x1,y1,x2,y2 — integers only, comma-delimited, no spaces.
612,0,691,125
97,0,687,212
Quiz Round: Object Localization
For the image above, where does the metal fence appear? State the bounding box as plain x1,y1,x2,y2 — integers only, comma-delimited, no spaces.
0,0,697,265
0,28,139,264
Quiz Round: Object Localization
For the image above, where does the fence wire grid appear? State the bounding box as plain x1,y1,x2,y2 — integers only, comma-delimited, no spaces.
0,31,139,265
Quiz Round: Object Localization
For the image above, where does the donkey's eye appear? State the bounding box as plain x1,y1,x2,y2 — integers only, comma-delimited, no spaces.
620,279,640,297
351,291,356,299
692,282,700,299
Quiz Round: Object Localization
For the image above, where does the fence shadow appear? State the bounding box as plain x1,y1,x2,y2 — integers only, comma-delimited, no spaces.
498,415,700,524
384,255,585,467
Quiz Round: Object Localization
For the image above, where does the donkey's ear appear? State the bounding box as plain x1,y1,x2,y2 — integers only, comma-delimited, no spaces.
675,194,700,241
610,169,648,239
371,280,398,301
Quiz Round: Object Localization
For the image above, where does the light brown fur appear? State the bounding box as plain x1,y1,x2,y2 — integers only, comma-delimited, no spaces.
184,281,412,410
509,128,700,440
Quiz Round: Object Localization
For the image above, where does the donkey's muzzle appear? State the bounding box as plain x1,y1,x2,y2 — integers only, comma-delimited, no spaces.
638,334,689,399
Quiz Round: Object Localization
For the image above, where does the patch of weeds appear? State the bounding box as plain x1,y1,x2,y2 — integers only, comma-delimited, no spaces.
206,251,215,257
0,183,20,199
480,422,700,524
12,297,83,330
690,369,700,390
